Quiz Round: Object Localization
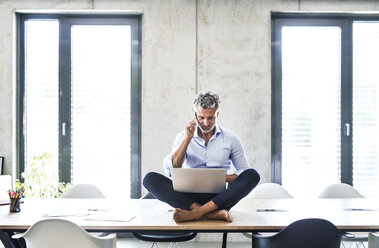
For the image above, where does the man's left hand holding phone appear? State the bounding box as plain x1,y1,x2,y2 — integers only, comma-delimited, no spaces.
172,117,197,168
185,117,197,139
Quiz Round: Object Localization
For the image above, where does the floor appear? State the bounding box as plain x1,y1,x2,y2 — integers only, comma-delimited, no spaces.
117,238,250,248
0,236,367,248
116,238,367,248
0,238,250,248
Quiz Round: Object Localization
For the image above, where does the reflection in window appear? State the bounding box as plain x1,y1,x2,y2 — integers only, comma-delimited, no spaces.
281,26,341,198
353,22,379,198
71,25,131,198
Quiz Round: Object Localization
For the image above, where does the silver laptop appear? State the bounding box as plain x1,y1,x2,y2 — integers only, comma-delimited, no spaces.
171,168,226,193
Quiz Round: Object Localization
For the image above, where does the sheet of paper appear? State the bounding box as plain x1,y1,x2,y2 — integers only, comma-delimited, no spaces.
0,199,10,206
256,208,289,212
344,207,378,211
85,212,136,222
42,209,89,217
0,199,25,206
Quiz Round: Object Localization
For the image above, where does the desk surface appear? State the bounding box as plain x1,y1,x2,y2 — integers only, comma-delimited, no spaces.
1,198,379,231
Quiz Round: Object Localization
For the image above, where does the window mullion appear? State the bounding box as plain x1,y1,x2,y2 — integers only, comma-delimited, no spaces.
130,18,142,198
17,15,26,182
58,19,72,184
271,18,283,185
340,19,353,185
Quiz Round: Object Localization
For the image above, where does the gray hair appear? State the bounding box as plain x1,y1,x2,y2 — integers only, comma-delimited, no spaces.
193,91,221,111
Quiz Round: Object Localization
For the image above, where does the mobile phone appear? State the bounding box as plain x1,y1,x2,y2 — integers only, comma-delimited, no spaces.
194,112,200,127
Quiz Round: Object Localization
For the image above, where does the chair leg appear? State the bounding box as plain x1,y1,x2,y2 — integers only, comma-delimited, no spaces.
168,242,179,248
222,232,227,248
356,241,366,248
349,242,354,248
151,242,159,248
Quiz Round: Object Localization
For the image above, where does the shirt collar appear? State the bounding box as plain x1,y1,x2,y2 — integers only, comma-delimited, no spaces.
194,124,221,139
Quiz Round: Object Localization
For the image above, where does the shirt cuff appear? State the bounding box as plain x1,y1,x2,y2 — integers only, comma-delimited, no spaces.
234,169,245,176
163,154,174,177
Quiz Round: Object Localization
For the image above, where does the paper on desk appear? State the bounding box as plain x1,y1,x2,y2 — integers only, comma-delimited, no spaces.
256,208,289,212
0,199,10,206
0,199,25,206
42,209,89,217
344,207,378,211
85,212,136,222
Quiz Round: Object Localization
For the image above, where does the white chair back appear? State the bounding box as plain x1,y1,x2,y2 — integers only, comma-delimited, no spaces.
319,183,367,246
243,183,294,240
60,184,106,198
318,183,364,198
12,219,116,248
249,183,294,199
369,232,379,248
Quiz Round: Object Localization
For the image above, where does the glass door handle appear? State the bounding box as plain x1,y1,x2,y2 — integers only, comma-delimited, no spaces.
345,123,350,137
62,122,66,136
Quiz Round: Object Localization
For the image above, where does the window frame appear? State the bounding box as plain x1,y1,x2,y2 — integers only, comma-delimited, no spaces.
272,12,379,186
16,13,142,198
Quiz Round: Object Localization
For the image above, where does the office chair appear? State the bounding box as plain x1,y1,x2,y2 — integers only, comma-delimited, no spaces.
241,183,294,240
12,218,116,248
319,183,364,199
60,183,107,237
369,232,379,248
60,183,106,198
133,192,197,248
248,182,294,199
319,183,367,248
252,218,342,248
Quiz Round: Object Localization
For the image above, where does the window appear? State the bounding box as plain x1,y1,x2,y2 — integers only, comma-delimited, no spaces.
17,14,141,199
272,14,379,198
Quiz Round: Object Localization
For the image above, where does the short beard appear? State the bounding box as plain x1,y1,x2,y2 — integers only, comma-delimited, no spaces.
197,125,214,134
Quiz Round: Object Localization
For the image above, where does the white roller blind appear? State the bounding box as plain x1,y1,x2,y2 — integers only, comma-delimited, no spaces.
353,21,379,198
24,20,59,178
281,26,342,198
71,25,131,199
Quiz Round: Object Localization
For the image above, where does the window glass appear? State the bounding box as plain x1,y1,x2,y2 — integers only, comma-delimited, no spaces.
22,17,138,199
71,25,131,198
352,21,379,198
281,26,341,198
24,20,59,178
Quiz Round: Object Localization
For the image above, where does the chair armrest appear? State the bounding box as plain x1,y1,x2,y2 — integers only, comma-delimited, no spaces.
242,232,252,239
341,231,368,241
11,233,24,239
342,232,355,239
97,233,117,240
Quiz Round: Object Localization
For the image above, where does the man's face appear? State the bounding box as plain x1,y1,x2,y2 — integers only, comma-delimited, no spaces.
195,106,219,134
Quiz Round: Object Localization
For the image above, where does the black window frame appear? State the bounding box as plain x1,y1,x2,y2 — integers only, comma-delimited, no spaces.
16,13,142,198
272,12,379,186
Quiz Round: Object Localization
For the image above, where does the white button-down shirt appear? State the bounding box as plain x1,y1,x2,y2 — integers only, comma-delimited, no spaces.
163,125,250,177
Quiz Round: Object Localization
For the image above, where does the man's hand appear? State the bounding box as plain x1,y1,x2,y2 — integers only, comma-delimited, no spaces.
225,174,238,183
172,120,196,168
185,120,197,139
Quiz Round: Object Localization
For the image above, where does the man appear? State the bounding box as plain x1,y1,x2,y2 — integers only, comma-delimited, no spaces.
143,90,260,223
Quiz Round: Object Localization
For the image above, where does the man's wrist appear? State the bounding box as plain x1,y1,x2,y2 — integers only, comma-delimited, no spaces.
225,174,238,182
183,136,192,143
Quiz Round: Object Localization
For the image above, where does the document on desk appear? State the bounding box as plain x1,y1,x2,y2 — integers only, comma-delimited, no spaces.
256,208,289,212
42,209,89,217
0,199,9,206
344,207,378,211
85,212,136,222
0,199,25,206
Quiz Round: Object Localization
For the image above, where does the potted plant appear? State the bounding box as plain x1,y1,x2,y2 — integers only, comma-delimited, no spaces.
16,153,70,198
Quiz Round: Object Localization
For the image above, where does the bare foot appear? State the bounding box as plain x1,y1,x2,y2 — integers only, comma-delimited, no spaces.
206,209,233,222
173,208,201,223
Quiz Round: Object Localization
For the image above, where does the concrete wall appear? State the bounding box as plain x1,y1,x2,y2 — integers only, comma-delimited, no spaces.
1,0,379,241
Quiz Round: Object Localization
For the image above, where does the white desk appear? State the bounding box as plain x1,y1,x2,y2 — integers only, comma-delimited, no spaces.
1,198,379,247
